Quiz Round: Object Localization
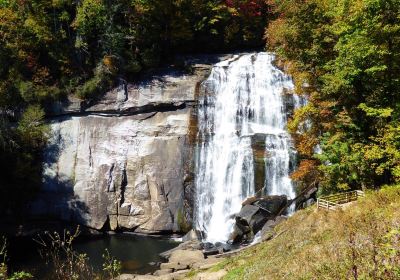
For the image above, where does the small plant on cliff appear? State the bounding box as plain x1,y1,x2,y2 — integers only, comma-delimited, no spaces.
177,209,192,233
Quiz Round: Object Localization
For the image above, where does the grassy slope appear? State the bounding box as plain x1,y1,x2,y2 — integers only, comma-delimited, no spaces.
220,186,400,280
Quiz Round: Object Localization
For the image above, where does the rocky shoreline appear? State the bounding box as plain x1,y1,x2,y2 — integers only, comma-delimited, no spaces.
117,212,290,280
114,191,314,280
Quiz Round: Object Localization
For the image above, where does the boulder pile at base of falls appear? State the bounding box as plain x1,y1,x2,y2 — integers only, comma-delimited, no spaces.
162,195,292,258
29,54,232,234
229,195,288,244
137,195,294,279
227,186,319,245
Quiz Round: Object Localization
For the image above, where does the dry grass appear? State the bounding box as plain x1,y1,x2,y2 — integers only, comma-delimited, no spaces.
222,186,400,280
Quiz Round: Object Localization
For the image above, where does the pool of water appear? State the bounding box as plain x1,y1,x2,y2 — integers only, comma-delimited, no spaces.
8,234,179,278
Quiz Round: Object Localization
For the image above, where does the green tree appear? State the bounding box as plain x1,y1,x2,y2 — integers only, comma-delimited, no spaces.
0,106,48,217
267,0,400,193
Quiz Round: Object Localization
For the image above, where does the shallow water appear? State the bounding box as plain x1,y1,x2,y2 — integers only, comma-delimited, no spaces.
8,234,179,278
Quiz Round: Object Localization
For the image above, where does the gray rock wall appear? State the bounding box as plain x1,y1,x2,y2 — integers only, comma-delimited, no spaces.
31,60,222,233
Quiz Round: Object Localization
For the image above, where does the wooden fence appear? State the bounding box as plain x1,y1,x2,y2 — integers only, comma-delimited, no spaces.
317,190,365,210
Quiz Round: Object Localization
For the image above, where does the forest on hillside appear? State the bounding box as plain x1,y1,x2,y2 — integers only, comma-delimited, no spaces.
266,0,400,195
0,0,400,216
0,0,268,216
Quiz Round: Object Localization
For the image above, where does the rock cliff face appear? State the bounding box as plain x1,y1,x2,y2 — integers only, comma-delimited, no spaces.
31,58,224,233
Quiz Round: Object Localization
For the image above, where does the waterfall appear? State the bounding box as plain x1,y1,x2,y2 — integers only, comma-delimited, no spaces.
195,52,301,243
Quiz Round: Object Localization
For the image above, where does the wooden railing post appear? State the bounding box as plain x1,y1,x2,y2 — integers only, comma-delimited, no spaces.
317,190,365,211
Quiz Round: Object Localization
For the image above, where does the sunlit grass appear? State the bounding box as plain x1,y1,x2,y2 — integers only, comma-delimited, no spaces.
221,186,400,279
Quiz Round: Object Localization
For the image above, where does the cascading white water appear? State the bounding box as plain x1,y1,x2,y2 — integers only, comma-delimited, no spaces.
195,52,301,243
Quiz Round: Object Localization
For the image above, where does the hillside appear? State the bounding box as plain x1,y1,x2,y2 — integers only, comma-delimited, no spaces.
218,186,400,279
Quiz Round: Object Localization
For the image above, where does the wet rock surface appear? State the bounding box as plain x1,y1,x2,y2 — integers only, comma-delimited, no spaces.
159,240,203,260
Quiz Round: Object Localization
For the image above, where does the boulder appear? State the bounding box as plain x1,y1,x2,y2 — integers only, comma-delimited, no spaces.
274,215,288,224
241,196,258,206
295,187,318,210
201,242,214,250
153,269,173,276
203,246,219,256
305,198,316,207
117,275,157,280
228,224,246,244
193,270,227,280
248,211,270,234
169,249,204,266
235,204,260,225
202,242,232,256
159,240,202,260
230,195,288,244
182,229,203,242
167,269,191,280
160,262,188,271
253,195,288,215
261,218,277,235
261,215,287,241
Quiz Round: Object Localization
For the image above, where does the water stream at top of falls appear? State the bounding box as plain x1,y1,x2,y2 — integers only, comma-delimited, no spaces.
194,52,302,243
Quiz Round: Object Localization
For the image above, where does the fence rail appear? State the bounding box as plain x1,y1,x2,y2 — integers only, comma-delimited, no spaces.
317,190,365,210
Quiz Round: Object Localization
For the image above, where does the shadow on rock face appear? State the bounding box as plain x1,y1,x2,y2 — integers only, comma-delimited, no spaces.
27,128,91,233
29,174,91,233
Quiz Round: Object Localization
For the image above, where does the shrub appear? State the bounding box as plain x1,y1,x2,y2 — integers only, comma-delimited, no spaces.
0,238,33,280
102,249,121,280
35,228,95,280
76,63,114,101
35,227,122,280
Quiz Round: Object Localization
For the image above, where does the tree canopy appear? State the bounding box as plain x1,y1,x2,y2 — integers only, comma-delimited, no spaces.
267,0,400,194
0,0,269,106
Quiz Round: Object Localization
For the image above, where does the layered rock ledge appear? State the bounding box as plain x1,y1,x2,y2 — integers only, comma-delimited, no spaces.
30,55,231,234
